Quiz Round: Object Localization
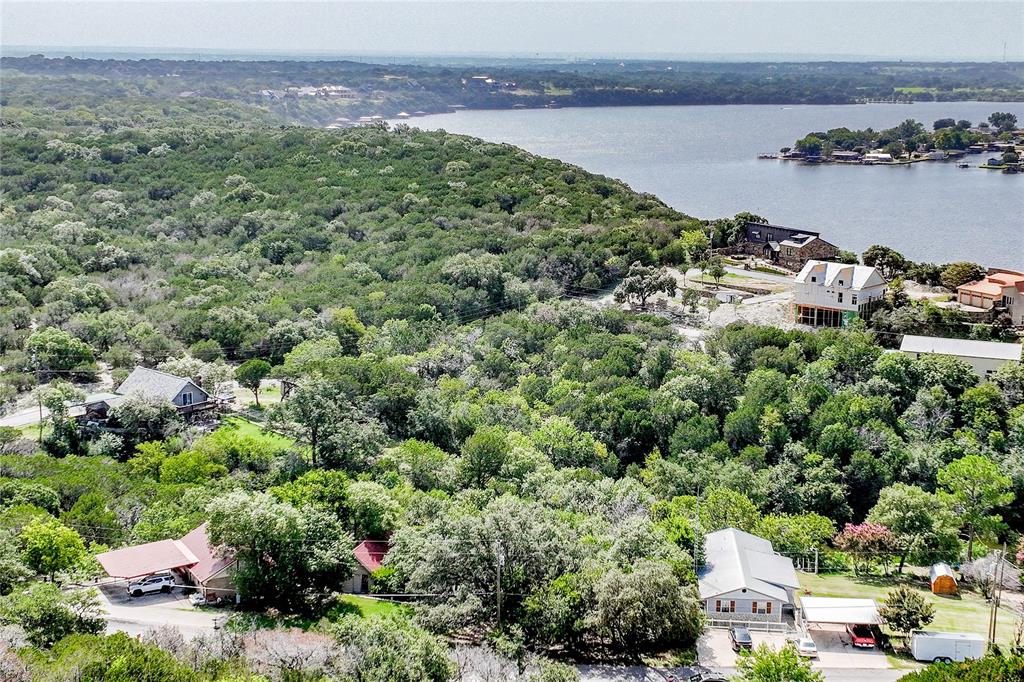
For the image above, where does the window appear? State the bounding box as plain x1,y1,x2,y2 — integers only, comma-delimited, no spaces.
715,599,721,612
767,232,774,241
766,602,773,615
715,600,736,613
751,602,758,614
810,276,817,283
730,600,736,613
838,279,844,286
180,391,194,406
851,294,858,305
837,292,843,303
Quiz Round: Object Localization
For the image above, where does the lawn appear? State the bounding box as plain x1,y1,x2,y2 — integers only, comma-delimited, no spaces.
226,595,410,632
799,572,1018,649
219,415,296,450
332,595,411,619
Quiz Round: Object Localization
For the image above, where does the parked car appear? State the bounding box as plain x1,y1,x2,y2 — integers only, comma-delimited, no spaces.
127,573,175,597
729,626,754,651
846,623,877,648
792,636,818,657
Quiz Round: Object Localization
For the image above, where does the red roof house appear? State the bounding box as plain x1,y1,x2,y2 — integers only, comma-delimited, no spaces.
347,540,389,594
95,523,236,600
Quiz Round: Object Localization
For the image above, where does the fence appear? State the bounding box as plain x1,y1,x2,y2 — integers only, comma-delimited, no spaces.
706,617,795,634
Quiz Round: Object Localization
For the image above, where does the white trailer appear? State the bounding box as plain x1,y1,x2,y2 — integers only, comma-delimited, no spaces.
910,631,986,663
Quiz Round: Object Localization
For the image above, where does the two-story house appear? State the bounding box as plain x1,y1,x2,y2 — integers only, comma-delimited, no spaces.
956,269,1024,327
738,221,840,271
792,260,887,328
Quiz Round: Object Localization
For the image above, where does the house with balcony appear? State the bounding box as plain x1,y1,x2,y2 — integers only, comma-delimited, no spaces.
72,366,217,425
956,269,1024,327
792,260,887,328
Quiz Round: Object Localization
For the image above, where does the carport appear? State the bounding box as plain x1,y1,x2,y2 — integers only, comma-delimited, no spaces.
96,538,198,580
800,596,881,626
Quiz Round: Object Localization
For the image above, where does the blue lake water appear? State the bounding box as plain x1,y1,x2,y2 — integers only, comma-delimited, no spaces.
398,102,1024,268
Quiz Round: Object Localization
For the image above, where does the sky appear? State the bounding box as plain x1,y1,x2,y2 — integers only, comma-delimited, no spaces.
2,1,1022,62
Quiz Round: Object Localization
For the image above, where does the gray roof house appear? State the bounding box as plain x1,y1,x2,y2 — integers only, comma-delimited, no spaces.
698,528,800,623
74,366,214,423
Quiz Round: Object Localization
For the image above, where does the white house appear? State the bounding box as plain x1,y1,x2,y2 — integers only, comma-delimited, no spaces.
698,528,800,623
900,335,1022,378
792,260,888,328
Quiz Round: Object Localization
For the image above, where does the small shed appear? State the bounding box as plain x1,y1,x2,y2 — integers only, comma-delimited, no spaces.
930,563,958,595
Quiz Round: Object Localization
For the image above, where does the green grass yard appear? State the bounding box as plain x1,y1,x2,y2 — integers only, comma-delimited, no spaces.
799,572,1018,649
333,595,411,619
220,415,296,450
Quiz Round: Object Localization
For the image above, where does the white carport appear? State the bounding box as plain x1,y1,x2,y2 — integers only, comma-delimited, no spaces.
800,596,882,625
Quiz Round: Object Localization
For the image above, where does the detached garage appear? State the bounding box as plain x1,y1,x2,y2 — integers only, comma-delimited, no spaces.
930,563,958,595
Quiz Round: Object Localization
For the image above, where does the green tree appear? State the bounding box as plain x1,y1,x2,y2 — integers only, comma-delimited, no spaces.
867,484,960,572
25,327,96,380
862,245,910,280
735,643,824,682
330,613,456,682
939,262,984,291
234,358,271,407
0,583,104,647
937,455,1014,561
879,584,935,642
989,112,1018,132
20,518,87,580
593,559,703,652
613,262,676,309
459,425,510,488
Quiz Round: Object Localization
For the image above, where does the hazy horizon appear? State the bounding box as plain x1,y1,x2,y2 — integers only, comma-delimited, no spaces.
3,1,1022,63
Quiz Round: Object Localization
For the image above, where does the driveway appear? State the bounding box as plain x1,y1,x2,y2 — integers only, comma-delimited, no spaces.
698,628,791,668
698,626,895,672
806,625,891,670
90,581,224,639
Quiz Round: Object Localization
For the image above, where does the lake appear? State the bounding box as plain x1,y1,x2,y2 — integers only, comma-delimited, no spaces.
397,102,1024,268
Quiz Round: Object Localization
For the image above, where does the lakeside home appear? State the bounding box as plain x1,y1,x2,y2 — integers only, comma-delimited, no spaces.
792,260,887,328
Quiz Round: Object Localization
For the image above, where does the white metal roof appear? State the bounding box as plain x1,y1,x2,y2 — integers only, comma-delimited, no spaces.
801,597,881,625
698,528,800,602
794,260,886,290
913,631,984,642
900,335,1022,362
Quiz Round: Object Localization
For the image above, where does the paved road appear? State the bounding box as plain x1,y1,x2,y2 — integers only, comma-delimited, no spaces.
683,265,795,286
0,405,46,428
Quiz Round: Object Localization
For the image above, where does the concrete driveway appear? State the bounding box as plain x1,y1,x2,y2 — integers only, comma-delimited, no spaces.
805,625,890,670
698,626,892,672
698,628,791,668
90,581,224,638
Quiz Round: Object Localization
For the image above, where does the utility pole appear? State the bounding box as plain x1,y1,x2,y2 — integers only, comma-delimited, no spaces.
495,540,504,631
988,545,1007,648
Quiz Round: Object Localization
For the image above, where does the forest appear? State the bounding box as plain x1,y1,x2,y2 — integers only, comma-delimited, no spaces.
1,62,1023,681
4,55,1024,125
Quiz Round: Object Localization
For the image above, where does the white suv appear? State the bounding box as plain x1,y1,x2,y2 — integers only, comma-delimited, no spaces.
127,573,176,597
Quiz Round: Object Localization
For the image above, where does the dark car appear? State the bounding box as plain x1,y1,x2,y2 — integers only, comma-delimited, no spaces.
730,625,754,651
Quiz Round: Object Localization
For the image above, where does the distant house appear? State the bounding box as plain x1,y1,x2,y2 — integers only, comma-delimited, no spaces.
95,523,236,602
738,221,840,271
899,335,1022,378
864,151,894,163
956,269,1024,326
73,366,216,424
345,540,388,594
698,528,800,623
792,260,887,328
831,150,862,161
